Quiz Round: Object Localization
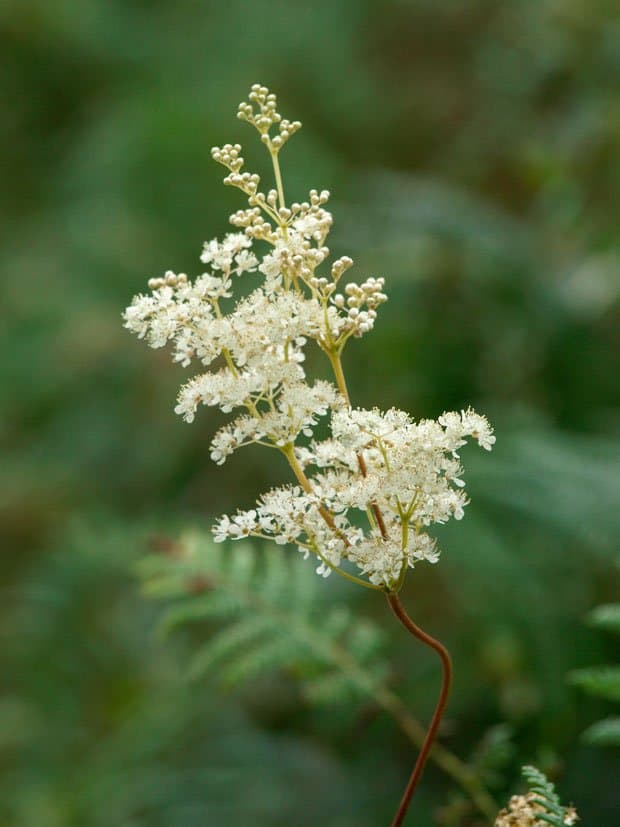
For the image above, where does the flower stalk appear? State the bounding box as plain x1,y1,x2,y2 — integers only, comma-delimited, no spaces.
386,593,453,826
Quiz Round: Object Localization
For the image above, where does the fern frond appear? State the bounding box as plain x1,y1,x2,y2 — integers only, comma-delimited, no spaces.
304,671,358,704
220,634,298,686
494,766,577,827
188,616,276,680
139,531,499,822
521,765,563,813
156,591,240,636
138,532,388,703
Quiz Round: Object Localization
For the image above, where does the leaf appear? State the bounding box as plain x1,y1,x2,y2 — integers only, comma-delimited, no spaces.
137,532,497,819
139,533,389,705
521,765,561,809
220,634,298,686
303,672,357,705
582,716,620,746
470,724,515,787
587,603,620,635
568,666,620,702
519,766,570,826
156,592,242,637
187,617,274,680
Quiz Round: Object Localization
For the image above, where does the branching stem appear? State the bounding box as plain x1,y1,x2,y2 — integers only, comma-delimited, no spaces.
280,443,382,592
327,350,390,539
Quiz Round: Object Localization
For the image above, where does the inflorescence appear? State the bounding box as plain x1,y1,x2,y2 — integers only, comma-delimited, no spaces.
123,83,495,591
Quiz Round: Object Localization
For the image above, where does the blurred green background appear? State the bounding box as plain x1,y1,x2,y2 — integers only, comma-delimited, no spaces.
2,0,619,824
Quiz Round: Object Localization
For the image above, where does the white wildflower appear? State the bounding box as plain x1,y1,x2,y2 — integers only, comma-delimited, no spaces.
210,415,266,464
125,82,495,591
233,249,258,275
200,232,252,270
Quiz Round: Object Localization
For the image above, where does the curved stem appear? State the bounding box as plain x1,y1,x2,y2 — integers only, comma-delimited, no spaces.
375,687,497,822
386,593,453,827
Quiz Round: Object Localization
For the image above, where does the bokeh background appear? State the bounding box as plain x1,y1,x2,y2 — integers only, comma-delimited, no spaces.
2,0,619,824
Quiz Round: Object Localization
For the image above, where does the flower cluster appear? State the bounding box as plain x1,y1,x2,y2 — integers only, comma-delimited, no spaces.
123,85,387,445
214,406,494,589
124,83,495,591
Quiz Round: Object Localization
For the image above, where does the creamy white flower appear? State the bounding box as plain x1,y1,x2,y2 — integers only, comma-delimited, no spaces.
194,273,233,299
212,404,494,587
233,249,259,275
438,407,496,451
125,83,495,590
347,535,403,587
200,233,252,270
210,415,267,464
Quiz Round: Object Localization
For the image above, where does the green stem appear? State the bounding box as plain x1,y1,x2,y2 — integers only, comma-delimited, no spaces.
270,149,286,213
327,349,351,405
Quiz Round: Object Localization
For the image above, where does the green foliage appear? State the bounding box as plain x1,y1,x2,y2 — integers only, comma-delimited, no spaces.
139,534,388,704
140,534,505,822
2,0,620,822
581,717,620,747
569,602,620,747
0,525,378,827
569,666,620,703
588,603,620,635
469,724,516,789
520,765,573,827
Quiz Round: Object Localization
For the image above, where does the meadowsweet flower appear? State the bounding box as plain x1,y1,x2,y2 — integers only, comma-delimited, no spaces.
125,83,502,827
124,82,495,591
199,232,255,271
213,404,494,588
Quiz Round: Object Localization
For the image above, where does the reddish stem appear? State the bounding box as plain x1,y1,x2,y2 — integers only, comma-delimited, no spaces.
386,593,453,827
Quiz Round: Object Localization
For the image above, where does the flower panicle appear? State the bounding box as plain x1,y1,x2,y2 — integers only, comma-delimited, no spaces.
122,83,495,590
